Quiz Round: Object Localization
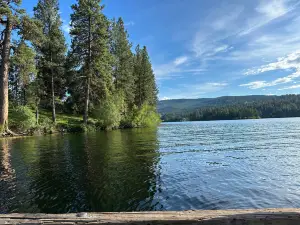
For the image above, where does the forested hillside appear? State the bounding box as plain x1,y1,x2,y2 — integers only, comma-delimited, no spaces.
160,94,300,122
0,0,159,135
158,95,277,114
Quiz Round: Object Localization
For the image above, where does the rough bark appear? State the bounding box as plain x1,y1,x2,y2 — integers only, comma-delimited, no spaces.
0,19,12,133
51,74,56,123
83,16,92,125
35,99,39,125
50,52,56,123
83,77,90,124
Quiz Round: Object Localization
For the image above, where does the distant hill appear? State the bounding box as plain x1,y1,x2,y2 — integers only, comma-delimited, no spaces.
158,95,282,114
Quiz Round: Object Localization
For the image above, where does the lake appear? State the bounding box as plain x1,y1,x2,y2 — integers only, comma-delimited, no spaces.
1,118,300,213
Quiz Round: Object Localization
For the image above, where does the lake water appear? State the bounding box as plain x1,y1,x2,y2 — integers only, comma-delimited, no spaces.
1,118,300,213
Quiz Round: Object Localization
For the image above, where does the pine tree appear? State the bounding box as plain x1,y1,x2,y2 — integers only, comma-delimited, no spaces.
140,46,158,106
134,45,158,108
133,45,142,107
69,0,112,124
0,0,42,133
10,41,37,105
34,0,67,123
110,18,134,111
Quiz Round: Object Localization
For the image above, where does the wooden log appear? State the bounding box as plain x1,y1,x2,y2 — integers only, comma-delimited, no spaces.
1,208,300,224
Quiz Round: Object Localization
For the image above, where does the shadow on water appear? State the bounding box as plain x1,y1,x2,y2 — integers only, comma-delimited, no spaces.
0,128,161,213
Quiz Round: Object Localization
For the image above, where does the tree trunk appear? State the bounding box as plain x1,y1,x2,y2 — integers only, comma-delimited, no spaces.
83,16,92,125
35,98,40,125
83,77,90,124
50,53,56,123
0,20,12,133
23,88,26,106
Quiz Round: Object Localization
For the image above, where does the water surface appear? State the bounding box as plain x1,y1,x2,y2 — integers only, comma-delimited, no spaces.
1,118,300,213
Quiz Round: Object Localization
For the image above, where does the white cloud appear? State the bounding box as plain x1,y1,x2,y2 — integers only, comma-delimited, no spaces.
239,0,298,36
240,71,300,89
62,24,71,33
154,55,207,80
278,84,300,90
124,21,135,26
160,97,170,100
256,0,288,18
244,50,300,75
154,0,300,97
174,56,188,66
62,20,71,33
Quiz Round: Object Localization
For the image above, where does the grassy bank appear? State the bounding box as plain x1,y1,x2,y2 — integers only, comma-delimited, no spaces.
5,105,161,137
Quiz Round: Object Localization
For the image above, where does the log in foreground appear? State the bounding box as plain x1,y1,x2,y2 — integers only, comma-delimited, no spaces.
2,208,300,225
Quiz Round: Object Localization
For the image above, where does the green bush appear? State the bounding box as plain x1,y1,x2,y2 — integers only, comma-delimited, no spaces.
131,104,161,127
9,106,36,131
39,117,55,134
94,95,122,130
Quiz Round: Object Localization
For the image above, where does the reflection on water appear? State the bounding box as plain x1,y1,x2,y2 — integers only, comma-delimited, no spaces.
0,128,161,213
2,118,300,213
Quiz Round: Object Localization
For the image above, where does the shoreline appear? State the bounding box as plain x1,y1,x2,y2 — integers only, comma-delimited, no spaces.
162,116,300,123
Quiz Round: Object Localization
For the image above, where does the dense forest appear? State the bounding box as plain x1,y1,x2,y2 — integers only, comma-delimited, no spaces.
158,95,279,114
0,0,159,135
161,94,300,122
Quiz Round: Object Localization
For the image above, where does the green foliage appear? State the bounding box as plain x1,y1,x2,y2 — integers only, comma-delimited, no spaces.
10,41,37,105
33,0,67,122
131,104,161,128
94,95,122,130
9,106,36,131
3,0,160,134
110,18,135,108
161,94,300,122
134,46,158,108
68,0,113,119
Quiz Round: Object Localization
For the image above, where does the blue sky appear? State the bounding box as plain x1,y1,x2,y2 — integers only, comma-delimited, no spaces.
21,0,300,99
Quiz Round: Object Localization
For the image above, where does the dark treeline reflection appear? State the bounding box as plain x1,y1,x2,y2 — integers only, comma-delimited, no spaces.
0,129,161,213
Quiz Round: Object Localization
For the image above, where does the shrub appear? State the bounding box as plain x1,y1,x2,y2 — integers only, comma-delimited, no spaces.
94,95,122,130
9,106,36,131
39,117,55,134
131,104,161,127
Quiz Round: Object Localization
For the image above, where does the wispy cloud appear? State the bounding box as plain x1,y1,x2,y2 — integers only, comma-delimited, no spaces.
240,71,300,89
238,0,297,36
62,24,71,33
124,21,135,26
160,82,228,99
278,84,300,90
62,20,71,33
174,56,188,66
153,0,300,98
241,50,300,89
244,51,300,75
154,55,206,80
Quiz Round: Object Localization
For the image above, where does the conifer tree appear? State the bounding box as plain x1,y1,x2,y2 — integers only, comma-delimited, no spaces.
110,18,134,111
134,45,158,108
0,0,42,133
10,41,37,105
34,0,67,123
69,0,112,124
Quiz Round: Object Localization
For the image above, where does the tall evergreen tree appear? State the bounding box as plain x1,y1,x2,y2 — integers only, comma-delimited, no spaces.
34,0,67,123
10,41,37,105
110,18,134,111
0,0,42,133
134,45,158,108
69,0,112,124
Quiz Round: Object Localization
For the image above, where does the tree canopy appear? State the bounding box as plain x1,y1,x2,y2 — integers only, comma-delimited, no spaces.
0,0,159,134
